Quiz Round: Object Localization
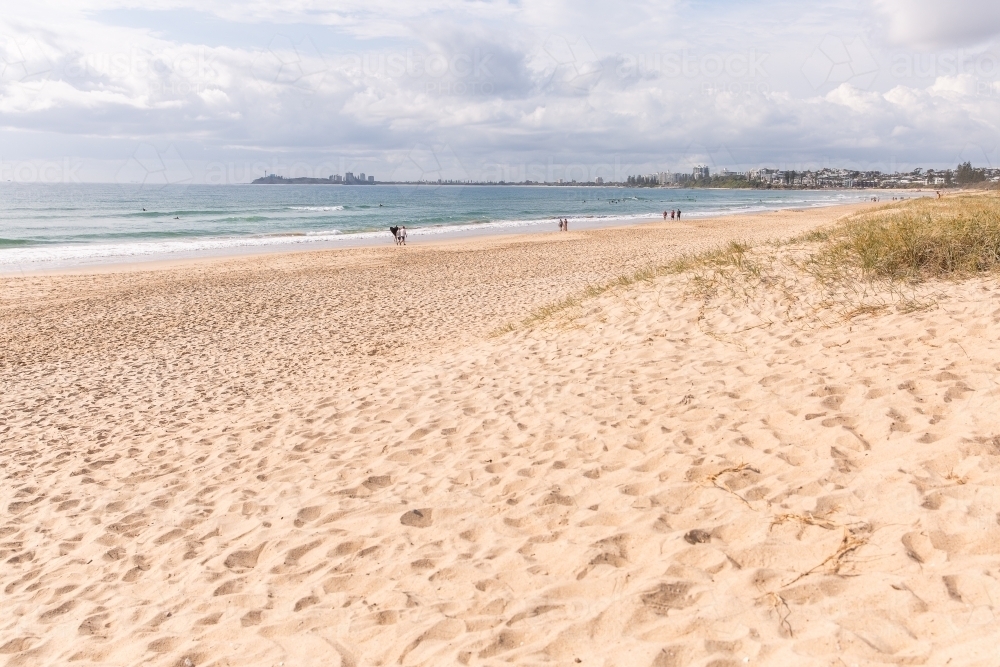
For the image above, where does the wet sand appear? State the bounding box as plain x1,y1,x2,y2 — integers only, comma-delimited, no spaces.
5,202,1000,665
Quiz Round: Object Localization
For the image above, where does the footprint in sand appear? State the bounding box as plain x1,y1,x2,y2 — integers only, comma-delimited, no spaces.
400,508,433,527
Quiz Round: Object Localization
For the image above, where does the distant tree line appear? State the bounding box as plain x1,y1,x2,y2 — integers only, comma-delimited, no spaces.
955,162,987,185
626,175,659,186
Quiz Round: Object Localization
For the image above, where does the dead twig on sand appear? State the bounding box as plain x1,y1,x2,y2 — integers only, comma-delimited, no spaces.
781,527,869,588
759,592,794,637
704,463,761,508
770,512,841,532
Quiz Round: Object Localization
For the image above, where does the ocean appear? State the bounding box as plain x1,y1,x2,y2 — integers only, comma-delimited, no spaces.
0,184,892,272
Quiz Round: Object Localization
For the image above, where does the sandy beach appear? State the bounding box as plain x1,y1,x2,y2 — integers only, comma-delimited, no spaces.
4,200,1000,666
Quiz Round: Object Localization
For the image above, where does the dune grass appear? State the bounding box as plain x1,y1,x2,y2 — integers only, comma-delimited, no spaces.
493,194,1000,335
810,194,1000,282
489,267,665,336
489,241,758,336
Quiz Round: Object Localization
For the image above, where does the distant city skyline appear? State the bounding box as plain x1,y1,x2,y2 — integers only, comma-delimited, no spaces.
250,163,999,188
1,0,999,183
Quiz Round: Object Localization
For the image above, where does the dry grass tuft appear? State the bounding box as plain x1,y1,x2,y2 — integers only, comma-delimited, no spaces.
811,194,1000,282
490,262,670,335
667,240,758,276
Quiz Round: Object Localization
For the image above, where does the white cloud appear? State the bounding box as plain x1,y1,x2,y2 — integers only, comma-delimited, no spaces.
198,88,229,106
825,83,883,113
929,73,979,96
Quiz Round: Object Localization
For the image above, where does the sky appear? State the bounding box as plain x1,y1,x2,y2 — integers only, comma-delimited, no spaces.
1,0,999,183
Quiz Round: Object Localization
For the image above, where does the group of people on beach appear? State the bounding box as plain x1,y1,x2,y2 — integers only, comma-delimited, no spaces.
390,210,692,243
389,225,407,245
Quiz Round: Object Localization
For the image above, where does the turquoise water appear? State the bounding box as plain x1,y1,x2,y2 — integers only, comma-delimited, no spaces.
0,183,890,270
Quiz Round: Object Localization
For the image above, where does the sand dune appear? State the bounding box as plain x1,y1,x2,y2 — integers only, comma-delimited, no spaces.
5,203,1000,666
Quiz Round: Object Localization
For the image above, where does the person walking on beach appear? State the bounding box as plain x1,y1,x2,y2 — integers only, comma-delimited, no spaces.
389,226,399,244
398,225,407,245
676,209,681,219
563,218,569,231
663,211,668,220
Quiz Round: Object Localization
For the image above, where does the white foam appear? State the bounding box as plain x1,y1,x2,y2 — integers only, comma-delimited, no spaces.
0,232,362,267
0,194,872,271
0,217,610,269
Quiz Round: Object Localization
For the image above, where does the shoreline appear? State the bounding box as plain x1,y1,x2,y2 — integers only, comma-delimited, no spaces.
0,199,882,277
